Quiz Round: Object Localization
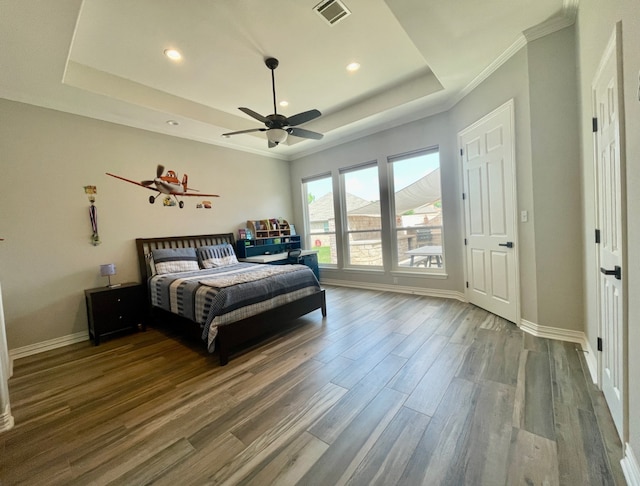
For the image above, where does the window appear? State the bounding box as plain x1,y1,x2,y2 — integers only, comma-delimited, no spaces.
302,175,336,264
300,147,443,273
389,149,444,270
341,163,381,267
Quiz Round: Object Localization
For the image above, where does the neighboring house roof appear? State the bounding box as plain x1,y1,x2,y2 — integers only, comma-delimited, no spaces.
349,168,441,216
309,168,441,220
309,192,370,222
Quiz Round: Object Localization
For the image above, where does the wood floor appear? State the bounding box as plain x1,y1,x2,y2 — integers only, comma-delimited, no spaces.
0,286,626,485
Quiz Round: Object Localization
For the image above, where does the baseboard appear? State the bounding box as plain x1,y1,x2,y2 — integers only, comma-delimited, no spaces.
519,318,598,383
321,279,466,302
582,337,598,385
0,403,14,432
9,331,89,362
622,443,640,486
519,319,586,344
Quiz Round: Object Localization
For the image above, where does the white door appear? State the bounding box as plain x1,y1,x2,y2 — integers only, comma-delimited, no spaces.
593,25,626,440
460,100,518,323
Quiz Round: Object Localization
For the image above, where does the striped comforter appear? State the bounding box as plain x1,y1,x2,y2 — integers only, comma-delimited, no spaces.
149,262,320,352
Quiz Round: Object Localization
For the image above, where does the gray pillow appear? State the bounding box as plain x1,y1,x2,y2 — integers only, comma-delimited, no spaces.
152,248,199,274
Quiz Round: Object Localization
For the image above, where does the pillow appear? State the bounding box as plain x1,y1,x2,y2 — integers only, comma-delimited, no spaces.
152,248,199,274
197,244,238,268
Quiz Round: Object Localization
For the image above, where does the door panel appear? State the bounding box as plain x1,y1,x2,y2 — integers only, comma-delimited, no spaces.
460,100,518,323
488,159,507,235
471,249,487,293
467,167,484,236
490,251,509,301
593,25,625,439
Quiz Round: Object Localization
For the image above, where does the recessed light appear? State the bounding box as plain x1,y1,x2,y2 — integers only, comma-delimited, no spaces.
279,100,289,107
166,120,179,126
346,62,360,72
164,49,182,61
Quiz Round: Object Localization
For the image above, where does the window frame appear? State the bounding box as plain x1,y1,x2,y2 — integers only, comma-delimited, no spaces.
387,147,445,274
301,172,338,267
339,161,384,269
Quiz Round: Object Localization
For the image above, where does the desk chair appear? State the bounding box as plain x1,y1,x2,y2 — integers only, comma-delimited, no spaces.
287,249,302,264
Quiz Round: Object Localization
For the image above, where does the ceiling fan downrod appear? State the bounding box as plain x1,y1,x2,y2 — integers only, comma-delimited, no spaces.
266,57,279,116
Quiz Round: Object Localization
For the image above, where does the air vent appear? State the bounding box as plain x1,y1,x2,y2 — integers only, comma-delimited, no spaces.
314,0,351,25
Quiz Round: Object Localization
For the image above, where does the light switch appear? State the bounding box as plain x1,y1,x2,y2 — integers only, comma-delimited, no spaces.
521,210,528,223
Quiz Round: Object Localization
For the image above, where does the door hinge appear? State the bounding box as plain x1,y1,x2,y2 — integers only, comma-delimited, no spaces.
597,337,603,352
460,148,464,156
462,192,466,200
592,117,598,133
595,229,601,244
466,281,469,288
464,238,467,245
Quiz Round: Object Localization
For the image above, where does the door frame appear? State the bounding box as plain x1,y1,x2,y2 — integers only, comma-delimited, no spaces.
592,22,628,442
458,99,521,324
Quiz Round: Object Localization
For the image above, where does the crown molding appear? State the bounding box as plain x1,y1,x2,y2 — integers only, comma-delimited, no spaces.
455,1,579,107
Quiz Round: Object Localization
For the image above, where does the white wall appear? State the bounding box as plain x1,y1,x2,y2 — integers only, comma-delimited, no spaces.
575,0,640,468
449,47,539,324
0,99,291,349
527,27,583,332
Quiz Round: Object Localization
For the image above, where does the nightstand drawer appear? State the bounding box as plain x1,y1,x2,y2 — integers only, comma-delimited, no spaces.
85,283,145,345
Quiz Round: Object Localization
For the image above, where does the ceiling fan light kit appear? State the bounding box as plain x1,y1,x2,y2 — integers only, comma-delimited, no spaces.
267,128,288,146
222,57,324,148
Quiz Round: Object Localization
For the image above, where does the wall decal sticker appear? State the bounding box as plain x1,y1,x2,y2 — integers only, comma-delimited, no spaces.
106,164,220,208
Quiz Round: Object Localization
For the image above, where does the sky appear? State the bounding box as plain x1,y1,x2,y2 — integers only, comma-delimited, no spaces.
306,151,440,202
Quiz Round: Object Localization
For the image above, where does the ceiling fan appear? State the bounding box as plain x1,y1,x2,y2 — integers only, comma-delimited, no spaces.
222,57,324,148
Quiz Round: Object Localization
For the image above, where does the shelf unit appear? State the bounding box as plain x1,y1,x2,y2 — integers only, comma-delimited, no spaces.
236,235,301,259
246,219,291,239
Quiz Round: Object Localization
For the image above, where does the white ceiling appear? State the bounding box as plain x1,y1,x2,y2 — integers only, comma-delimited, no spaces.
0,0,577,160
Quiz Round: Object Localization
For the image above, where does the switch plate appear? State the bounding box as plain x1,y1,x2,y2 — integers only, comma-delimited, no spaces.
521,210,528,223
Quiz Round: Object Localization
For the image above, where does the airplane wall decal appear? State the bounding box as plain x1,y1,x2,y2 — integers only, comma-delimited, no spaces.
106,165,220,208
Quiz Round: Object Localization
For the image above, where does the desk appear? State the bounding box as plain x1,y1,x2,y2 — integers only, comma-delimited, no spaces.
239,249,318,264
406,245,443,267
240,250,320,280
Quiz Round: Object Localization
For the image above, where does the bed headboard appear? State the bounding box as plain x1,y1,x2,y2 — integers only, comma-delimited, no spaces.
135,233,235,282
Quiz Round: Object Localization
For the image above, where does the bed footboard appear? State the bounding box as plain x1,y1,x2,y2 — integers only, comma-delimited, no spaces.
216,289,326,365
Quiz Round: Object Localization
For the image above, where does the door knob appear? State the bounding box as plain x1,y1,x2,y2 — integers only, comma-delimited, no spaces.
600,265,622,280
498,242,514,248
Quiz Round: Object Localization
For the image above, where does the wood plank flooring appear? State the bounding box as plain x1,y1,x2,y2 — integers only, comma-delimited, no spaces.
0,286,626,485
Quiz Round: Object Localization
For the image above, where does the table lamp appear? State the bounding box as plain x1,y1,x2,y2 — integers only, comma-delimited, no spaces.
99,263,117,288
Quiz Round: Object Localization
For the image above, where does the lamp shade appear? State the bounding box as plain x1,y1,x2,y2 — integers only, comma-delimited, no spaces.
266,128,288,145
100,263,116,277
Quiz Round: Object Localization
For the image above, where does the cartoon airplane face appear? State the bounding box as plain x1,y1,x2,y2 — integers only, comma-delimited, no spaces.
106,165,220,208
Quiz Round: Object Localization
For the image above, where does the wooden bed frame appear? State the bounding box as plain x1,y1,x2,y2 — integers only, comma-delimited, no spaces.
135,233,326,365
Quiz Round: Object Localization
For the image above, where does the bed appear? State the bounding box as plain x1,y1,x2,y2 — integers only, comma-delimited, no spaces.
135,233,326,365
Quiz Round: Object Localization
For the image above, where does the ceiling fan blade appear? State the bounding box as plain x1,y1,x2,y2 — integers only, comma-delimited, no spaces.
287,127,324,140
238,107,269,124
156,164,165,178
287,109,322,126
222,128,267,136
141,180,155,186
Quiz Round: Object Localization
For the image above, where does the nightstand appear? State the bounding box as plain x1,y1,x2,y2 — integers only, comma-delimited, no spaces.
85,282,145,345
